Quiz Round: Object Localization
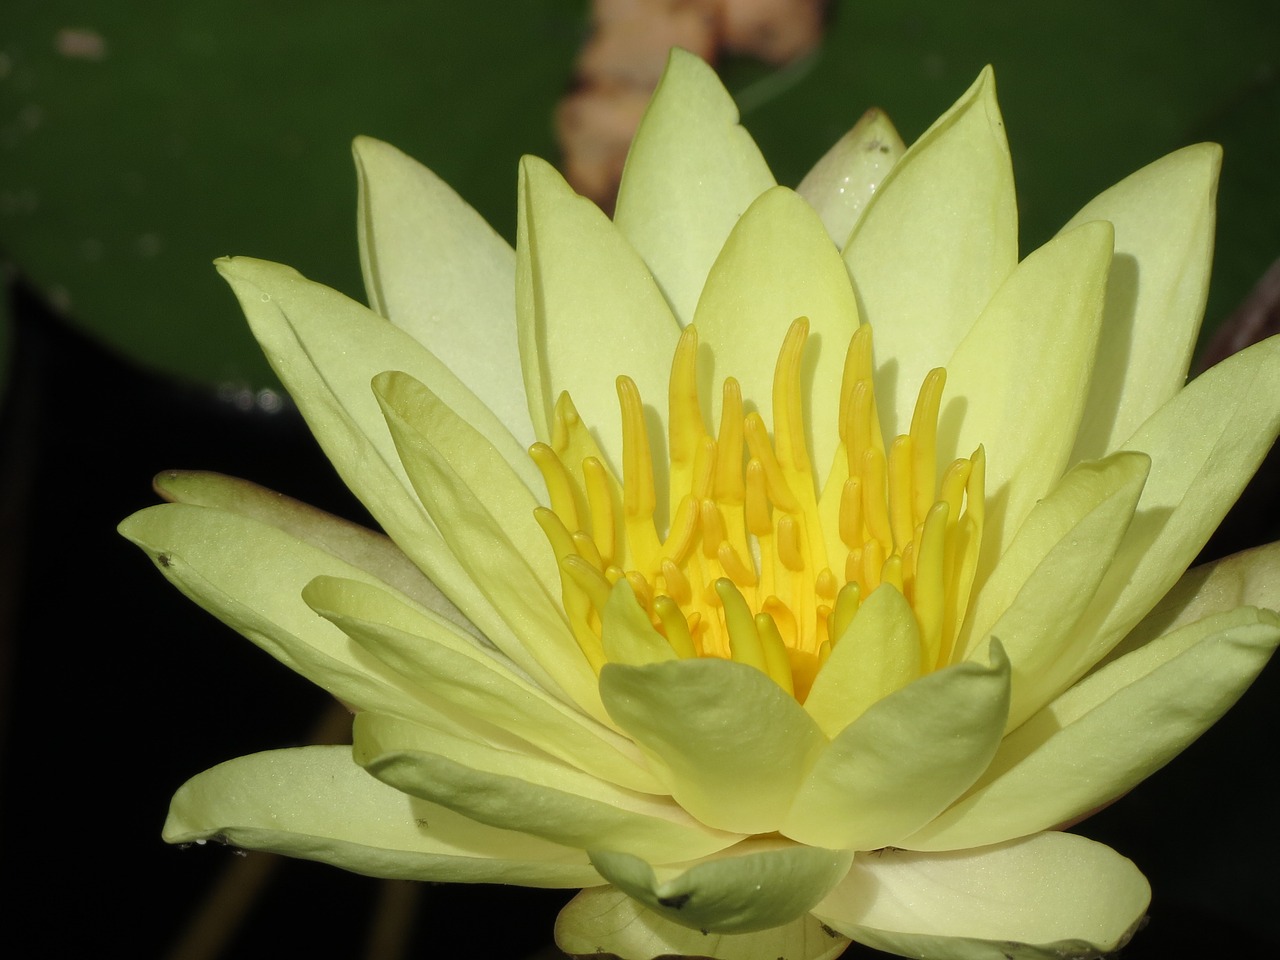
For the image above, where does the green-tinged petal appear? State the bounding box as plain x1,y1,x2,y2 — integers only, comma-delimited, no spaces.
556,886,851,960
1107,540,1280,663
218,256,540,497
599,658,828,834
960,453,1149,729
693,186,861,474
601,580,678,667
120,503,460,725
216,257,543,662
943,221,1112,561
165,746,598,887
961,453,1147,655
797,108,905,248
1065,144,1221,463
814,834,1149,960
154,469,478,639
905,607,1280,852
353,713,739,863
372,370,553,597
373,371,606,722
1051,335,1280,690
302,575,661,794
353,136,533,445
783,641,1009,851
803,584,922,737
516,155,680,463
589,838,852,934
614,48,775,326
845,67,1017,433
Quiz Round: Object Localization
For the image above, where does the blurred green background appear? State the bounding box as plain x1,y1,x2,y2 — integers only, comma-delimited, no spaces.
1,2,1278,958
2,0,1278,394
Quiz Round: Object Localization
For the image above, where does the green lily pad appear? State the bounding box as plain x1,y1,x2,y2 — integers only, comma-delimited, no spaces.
0,1,585,388
2,1,1275,388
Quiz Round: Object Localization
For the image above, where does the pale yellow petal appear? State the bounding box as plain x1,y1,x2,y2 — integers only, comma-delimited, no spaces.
165,746,598,887
120,503,462,726
555,886,851,960
1106,540,1280,663
694,186,861,474
614,49,775,326
373,371,605,721
943,221,1112,562
353,136,533,444
783,641,1009,851
588,838,851,934
906,607,1280,851
803,584,922,737
845,67,1018,433
303,574,661,793
1065,144,1221,462
215,257,538,639
601,580,679,667
154,469,477,637
814,834,1149,960
599,658,828,834
959,453,1149,730
516,155,680,464
1047,335,1280,697
353,713,739,864
798,108,905,248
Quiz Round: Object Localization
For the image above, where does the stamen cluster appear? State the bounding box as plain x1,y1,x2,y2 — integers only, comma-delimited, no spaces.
533,319,985,700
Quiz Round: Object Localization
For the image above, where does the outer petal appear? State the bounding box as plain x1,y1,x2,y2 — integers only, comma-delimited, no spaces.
1107,540,1280,663
599,658,828,834
516,155,680,463
813,833,1149,960
961,453,1147,656
302,575,660,793
120,503,458,725
845,67,1018,433
373,371,605,722
1050,335,1280,691
216,257,540,650
353,136,533,445
782,641,1010,851
372,370,553,597
693,186,861,474
164,746,598,887
905,607,1280,851
352,713,739,863
589,838,852,934
556,886,851,960
613,48,775,326
1065,144,1221,463
797,108,905,248
943,221,1112,561
959,452,1149,729
153,469,477,636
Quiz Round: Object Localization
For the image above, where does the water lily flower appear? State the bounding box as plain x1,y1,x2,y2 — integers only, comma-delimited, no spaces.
120,50,1280,960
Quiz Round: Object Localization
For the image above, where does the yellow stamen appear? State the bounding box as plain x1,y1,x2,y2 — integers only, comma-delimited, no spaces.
532,321,987,701
717,579,767,672
655,596,697,658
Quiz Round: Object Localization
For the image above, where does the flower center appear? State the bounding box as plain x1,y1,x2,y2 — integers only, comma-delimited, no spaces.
531,319,985,701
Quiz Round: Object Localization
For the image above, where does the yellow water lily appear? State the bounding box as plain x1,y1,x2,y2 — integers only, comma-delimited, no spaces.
121,51,1280,960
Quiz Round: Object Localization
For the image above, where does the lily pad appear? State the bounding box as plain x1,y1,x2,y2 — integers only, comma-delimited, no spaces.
0,1,585,388
2,0,1276,386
